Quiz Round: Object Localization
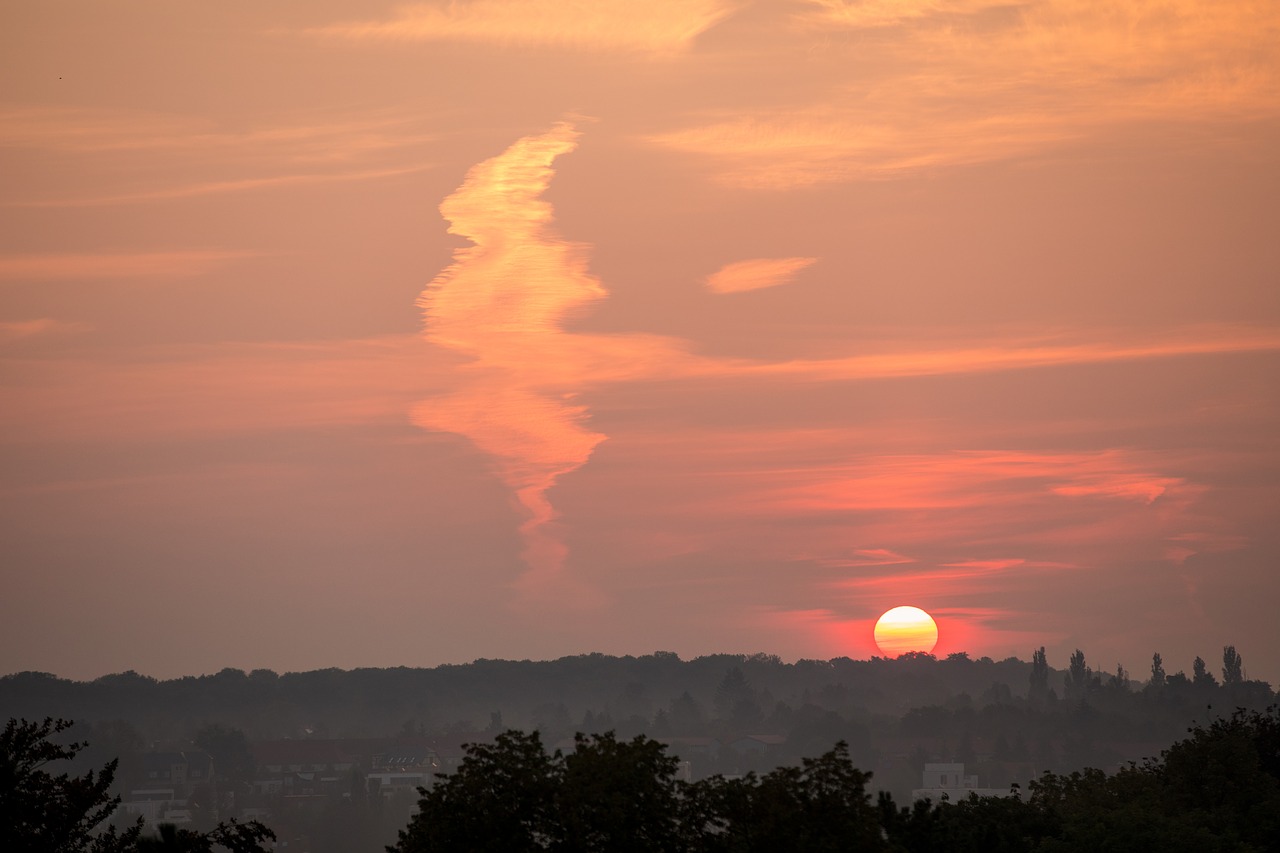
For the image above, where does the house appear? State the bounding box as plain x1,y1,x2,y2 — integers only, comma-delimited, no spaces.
656,736,720,760
724,734,786,756
911,762,1017,802
250,739,380,796
120,750,214,825
367,747,440,798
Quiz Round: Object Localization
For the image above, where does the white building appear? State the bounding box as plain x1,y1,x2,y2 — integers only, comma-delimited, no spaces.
911,763,1018,802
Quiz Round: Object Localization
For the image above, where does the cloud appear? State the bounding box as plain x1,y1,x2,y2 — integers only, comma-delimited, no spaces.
1164,531,1248,564
411,122,612,597
652,0,1280,186
798,0,1010,29
644,444,1211,588
746,331,1280,382
407,123,1280,613
650,110,1075,188
0,318,91,341
15,165,432,208
729,449,1192,514
309,0,737,54
0,107,436,159
816,548,916,568
0,335,446,444
705,256,817,294
0,251,257,280
0,107,438,207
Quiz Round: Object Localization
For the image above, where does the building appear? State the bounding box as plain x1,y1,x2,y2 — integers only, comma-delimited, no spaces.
911,762,1018,802
367,747,439,798
120,750,215,826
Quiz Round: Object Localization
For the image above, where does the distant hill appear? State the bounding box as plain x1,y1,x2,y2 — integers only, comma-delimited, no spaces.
3,648,1272,799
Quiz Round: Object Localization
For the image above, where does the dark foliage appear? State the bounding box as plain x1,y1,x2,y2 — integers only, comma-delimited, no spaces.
393,706,1280,852
393,729,557,853
1,717,275,853
134,819,275,852
1,717,141,853
393,733,885,853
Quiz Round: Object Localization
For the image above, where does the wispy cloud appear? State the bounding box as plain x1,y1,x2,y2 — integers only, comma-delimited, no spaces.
0,107,438,207
407,124,1280,604
0,318,91,341
729,449,1193,514
0,107,437,160
816,548,916,568
798,0,1010,29
12,165,432,208
746,332,1280,382
308,0,737,55
834,561,1070,594
1164,530,1248,564
0,335,444,443
705,256,817,294
653,0,1280,186
0,251,257,280
411,122,611,600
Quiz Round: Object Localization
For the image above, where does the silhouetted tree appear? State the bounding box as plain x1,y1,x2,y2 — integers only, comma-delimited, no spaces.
879,705,1280,852
1064,649,1093,701
713,668,760,726
1150,652,1166,689
76,720,144,788
1029,648,1049,706
1222,645,1243,685
193,724,254,787
135,819,274,853
1192,656,1218,688
392,730,557,853
555,732,683,852
881,784,1052,853
696,741,887,852
2,717,273,853
1029,706,1280,852
666,692,707,736
1,717,141,852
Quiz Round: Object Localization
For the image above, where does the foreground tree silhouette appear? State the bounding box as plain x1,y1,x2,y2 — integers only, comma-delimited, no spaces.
392,729,557,853
1,717,141,852
391,708,1280,852
134,820,275,853
696,741,887,852
2,717,274,853
393,730,686,853
876,706,1280,852
555,731,684,852
393,734,886,853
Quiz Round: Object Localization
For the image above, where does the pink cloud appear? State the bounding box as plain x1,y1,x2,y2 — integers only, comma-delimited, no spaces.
0,251,257,280
308,0,737,55
705,257,817,294
0,318,91,341
411,123,612,599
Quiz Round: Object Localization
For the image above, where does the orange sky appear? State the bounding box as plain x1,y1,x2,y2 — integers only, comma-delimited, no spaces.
3,0,1279,684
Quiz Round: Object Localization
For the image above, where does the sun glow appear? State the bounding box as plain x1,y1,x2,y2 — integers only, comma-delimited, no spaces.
874,606,939,656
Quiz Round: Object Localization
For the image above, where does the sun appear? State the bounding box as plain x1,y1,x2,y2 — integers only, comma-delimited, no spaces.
874,606,938,656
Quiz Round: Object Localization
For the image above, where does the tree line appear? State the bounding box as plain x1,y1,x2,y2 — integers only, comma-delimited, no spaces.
9,707,1276,852
3,646,1274,850
385,707,1280,852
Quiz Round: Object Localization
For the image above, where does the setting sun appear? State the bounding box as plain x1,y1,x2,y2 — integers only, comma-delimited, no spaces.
874,606,939,656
